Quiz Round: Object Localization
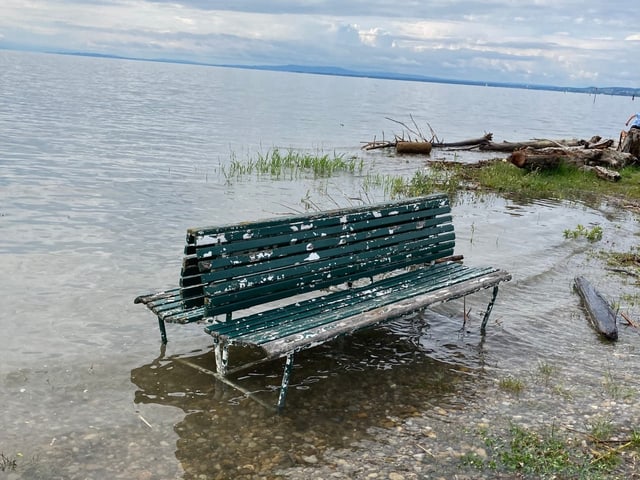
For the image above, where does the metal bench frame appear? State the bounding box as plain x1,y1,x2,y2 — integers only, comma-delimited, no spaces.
135,194,511,410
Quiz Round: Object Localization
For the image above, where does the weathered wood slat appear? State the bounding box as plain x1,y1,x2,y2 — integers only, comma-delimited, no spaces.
196,223,453,283
185,196,449,246
202,240,455,316
205,262,468,339
191,206,451,261
259,269,511,359
195,217,452,273
204,263,503,347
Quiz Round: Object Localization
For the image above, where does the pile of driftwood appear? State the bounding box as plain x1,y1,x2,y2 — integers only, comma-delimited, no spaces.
362,117,640,182
505,136,635,182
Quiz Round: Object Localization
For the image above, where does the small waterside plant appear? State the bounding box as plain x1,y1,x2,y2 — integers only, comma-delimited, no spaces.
498,375,525,395
563,224,603,242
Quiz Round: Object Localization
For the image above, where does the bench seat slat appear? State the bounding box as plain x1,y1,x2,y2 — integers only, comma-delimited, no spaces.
203,263,509,355
259,269,511,359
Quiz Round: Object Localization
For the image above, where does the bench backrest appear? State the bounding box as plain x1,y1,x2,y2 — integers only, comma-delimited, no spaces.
180,194,455,318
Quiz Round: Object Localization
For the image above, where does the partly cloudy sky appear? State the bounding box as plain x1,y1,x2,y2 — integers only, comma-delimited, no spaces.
1,0,638,87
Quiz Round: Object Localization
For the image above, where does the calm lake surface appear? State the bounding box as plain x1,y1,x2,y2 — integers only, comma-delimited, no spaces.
1,50,639,479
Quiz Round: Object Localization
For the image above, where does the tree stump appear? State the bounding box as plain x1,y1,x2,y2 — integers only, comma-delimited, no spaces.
618,128,640,160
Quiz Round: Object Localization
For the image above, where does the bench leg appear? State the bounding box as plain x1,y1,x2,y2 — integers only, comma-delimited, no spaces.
214,339,229,376
277,353,295,412
480,285,500,335
158,318,168,344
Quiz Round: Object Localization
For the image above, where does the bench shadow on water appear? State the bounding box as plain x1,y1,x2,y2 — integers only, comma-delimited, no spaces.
130,309,508,477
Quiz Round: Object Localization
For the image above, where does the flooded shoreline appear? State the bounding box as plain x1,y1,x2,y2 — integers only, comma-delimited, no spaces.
2,51,640,479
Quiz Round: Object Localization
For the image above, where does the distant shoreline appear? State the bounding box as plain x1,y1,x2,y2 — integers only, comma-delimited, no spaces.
5,47,640,98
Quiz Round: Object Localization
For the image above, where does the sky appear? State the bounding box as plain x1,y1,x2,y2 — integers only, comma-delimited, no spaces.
1,0,639,88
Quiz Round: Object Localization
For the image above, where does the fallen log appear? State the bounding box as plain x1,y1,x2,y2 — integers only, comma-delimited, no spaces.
573,276,619,341
587,137,614,149
432,133,493,148
479,139,585,152
396,141,432,155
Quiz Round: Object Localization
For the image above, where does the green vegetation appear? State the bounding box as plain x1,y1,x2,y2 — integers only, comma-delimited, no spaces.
600,245,640,280
220,149,640,207
536,361,558,386
563,224,604,242
222,148,364,182
463,162,640,202
379,161,640,204
388,161,640,201
464,423,640,478
498,376,525,395
361,167,461,198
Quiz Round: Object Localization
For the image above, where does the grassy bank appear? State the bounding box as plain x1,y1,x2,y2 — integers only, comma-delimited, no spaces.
385,160,640,205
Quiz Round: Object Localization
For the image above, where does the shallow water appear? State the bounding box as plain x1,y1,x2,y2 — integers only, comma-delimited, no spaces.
1,50,639,479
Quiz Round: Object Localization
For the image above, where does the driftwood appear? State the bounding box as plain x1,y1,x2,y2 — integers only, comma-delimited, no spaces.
618,128,640,158
508,147,635,180
479,138,586,152
574,276,619,341
432,133,493,148
584,166,621,182
396,141,433,154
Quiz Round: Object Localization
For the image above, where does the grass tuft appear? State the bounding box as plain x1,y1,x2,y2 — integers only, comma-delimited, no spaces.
222,149,364,182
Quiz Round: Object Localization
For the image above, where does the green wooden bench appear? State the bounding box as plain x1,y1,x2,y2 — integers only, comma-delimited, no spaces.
135,194,511,409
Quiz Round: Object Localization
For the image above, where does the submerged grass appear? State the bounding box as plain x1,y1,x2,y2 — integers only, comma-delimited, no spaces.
222,148,364,182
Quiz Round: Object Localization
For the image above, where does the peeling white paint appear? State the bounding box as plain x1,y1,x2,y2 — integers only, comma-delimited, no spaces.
243,232,253,240
197,233,227,246
306,243,314,251
372,211,382,218
250,250,273,261
305,252,320,261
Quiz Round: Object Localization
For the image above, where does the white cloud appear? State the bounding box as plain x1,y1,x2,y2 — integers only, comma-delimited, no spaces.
0,0,637,87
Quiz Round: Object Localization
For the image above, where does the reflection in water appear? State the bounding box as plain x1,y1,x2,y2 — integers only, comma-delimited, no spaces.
131,312,492,478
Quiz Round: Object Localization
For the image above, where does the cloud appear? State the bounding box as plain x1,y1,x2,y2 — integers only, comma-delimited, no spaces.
0,0,637,87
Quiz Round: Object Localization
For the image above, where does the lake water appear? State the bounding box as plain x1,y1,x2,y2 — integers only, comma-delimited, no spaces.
1,50,639,479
